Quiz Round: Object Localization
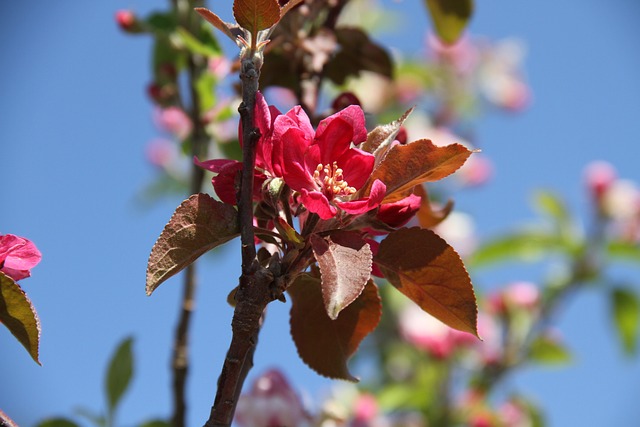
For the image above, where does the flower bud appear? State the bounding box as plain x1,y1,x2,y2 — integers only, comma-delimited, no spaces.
115,10,142,33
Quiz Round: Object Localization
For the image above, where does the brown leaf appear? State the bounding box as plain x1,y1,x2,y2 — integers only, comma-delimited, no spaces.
0,272,41,365
375,227,478,336
361,107,414,155
310,232,372,320
414,185,454,228
195,7,237,41
365,139,472,203
146,193,239,295
233,0,281,36
288,275,381,380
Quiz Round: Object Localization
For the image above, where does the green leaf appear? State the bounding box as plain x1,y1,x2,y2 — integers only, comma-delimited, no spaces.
375,227,478,336
425,0,473,44
146,12,177,32
146,193,240,295
468,231,562,268
529,334,572,365
533,190,570,224
325,28,393,85
606,240,640,263
195,72,216,111
364,140,472,203
174,27,220,58
310,232,372,320
288,275,382,381
35,419,81,427
610,287,640,355
233,0,280,35
138,420,171,427
0,271,41,364
105,337,134,415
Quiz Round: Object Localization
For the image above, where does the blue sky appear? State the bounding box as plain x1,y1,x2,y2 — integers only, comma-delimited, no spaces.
1,1,640,426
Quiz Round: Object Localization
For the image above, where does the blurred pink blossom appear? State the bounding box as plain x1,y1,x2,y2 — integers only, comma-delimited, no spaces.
456,154,494,187
584,160,617,200
153,106,193,140
145,138,177,168
433,212,477,257
0,234,42,282
235,369,311,427
428,33,479,76
353,394,378,423
489,281,540,314
208,56,232,80
477,38,530,111
399,303,481,358
499,400,528,427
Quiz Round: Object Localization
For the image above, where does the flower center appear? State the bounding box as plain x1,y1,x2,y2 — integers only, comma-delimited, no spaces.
313,162,356,198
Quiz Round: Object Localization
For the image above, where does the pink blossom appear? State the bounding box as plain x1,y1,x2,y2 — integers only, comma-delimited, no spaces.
208,56,231,80
584,161,617,200
154,107,192,140
399,303,460,358
145,138,176,168
235,369,311,427
271,103,386,219
499,401,528,427
456,154,493,187
353,394,378,422
0,234,42,282
427,32,479,76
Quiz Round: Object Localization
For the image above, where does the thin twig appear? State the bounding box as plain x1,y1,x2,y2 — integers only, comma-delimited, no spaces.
170,1,209,425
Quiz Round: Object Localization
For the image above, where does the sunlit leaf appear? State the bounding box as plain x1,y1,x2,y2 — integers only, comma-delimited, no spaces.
425,0,473,44
375,227,477,336
105,337,134,415
468,231,563,268
146,193,239,295
175,27,220,58
610,287,640,355
365,140,472,203
310,232,372,320
606,240,640,263
532,190,569,224
529,334,572,365
139,420,171,427
0,271,41,364
146,12,177,32
35,419,81,427
288,275,381,380
195,72,216,111
195,8,237,42
361,107,413,155
233,0,280,36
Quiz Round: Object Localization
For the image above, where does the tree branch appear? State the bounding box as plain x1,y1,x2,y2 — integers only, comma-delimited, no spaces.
204,57,274,427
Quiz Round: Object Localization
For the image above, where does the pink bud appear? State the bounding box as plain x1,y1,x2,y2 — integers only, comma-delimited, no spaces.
145,138,176,168
584,161,617,200
115,10,137,32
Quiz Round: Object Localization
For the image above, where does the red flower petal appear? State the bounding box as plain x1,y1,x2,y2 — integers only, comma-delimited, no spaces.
316,105,367,145
337,147,375,191
337,179,386,215
300,189,337,220
279,128,316,191
377,193,422,228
